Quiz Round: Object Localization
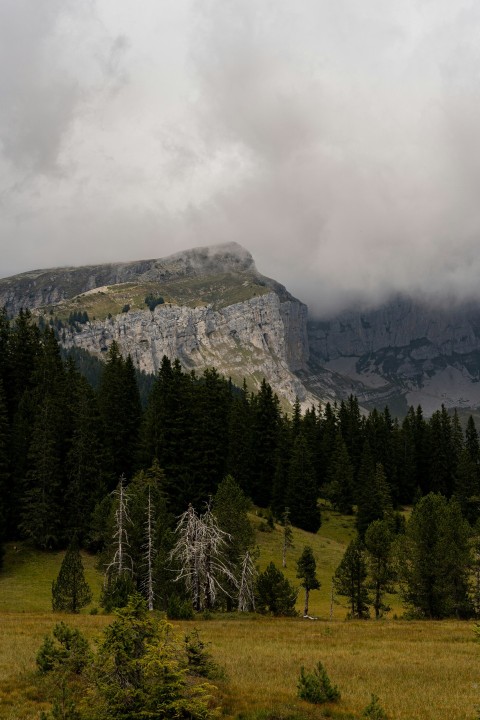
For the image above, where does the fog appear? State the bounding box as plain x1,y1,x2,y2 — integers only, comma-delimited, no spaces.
1,1,480,315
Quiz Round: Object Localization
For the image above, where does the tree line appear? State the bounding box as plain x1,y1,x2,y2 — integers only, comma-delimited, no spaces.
1,307,480,618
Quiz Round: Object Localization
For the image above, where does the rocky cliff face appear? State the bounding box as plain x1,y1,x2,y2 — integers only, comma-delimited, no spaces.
63,292,311,406
1,243,313,407
305,296,480,414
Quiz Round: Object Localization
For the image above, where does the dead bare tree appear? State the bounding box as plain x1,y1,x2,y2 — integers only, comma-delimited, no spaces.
170,502,237,611
142,486,156,611
105,475,133,584
237,550,257,612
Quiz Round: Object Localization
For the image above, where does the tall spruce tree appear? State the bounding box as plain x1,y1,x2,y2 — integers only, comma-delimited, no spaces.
226,381,252,494
20,395,64,549
249,380,280,507
52,540,92,612
454,449,480,524
213,475,255,610
98,343,141,483
325,433,354,514
286,433,321,533
64,372,107,542
364,519,395,619
356,461,392,539
190,368,231,501
398,493,472,618
126,462,175,610
334,537,370,619
139,357,195,511
296,546,320,616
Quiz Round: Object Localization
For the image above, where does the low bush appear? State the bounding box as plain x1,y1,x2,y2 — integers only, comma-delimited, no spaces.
297,661,340,704
361,694,388,719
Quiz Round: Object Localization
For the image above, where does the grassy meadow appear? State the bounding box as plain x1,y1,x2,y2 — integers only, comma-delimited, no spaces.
0,510,478,720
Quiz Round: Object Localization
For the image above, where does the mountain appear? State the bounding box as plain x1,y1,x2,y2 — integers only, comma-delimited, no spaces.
0,243,315,408
303,296,480,416
4,244,480,416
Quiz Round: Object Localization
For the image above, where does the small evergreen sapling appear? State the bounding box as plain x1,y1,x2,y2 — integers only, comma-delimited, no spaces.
52,541,92,613
361,694,388,719
297,661,340,704
296,545,320,617
281,507,294,568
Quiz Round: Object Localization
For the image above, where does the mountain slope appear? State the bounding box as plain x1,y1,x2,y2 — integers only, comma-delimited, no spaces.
305,295,480,415
0,243,314,407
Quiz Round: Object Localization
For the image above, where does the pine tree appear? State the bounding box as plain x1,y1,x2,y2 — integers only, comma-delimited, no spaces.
213,475,254,576
398,493,472,618
101,475,135,610
255,562,297,616
364,519,395,619
127,462,174,610
296,546,320,616
249,380,281,507
170,503,237,611
64,373,107,541
356,461,392,539
281,507,294,568
286,433,321,532
396,412,417,504
334,538,370,619
139,357,196,511
270,416,293,518
20,395,63,549
226,381,252,494
454,448,480,524
98,342,141,482
190,368,231,501
52,540,92,613
325,433,354,514
237,550,257,612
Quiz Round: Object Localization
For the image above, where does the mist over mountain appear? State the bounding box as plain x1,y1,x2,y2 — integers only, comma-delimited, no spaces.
2,2,480,318
3,242,480,417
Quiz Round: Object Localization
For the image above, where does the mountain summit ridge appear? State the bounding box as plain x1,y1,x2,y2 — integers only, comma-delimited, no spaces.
4,243,480,415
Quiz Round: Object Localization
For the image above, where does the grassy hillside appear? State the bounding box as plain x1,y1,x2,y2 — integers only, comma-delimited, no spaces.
0,515,478,720
38,272,271,323
0,507,357,618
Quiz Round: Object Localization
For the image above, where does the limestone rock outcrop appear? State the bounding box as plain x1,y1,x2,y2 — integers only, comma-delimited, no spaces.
63,292,311,406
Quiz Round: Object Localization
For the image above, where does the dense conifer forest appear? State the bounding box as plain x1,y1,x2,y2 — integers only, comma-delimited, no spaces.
1,306,480,620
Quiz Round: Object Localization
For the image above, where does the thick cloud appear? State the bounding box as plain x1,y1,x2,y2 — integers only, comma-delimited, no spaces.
1,1,480,316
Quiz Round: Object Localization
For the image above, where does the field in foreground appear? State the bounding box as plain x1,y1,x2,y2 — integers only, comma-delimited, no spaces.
0,510,477,719
0,613,478,720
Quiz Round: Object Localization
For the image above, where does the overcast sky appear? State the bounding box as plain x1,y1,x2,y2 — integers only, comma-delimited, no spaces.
1,1,480,315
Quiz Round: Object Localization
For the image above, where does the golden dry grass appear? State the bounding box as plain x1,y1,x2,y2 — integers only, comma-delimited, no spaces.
0,614,477,720
183,617,479,720
0,518,478,719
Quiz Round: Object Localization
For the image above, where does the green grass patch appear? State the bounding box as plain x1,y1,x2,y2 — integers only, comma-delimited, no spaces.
38,273,271,323
0,543,103,614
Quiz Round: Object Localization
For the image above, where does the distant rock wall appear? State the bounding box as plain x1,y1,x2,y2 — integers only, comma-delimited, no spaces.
308,297,480,362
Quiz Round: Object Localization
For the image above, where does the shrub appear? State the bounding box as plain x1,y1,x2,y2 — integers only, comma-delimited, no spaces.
36,623,91,675
145,294,165,311
297,662,340,704
167,593,194,620
184,628,222,679
361,694,388,719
